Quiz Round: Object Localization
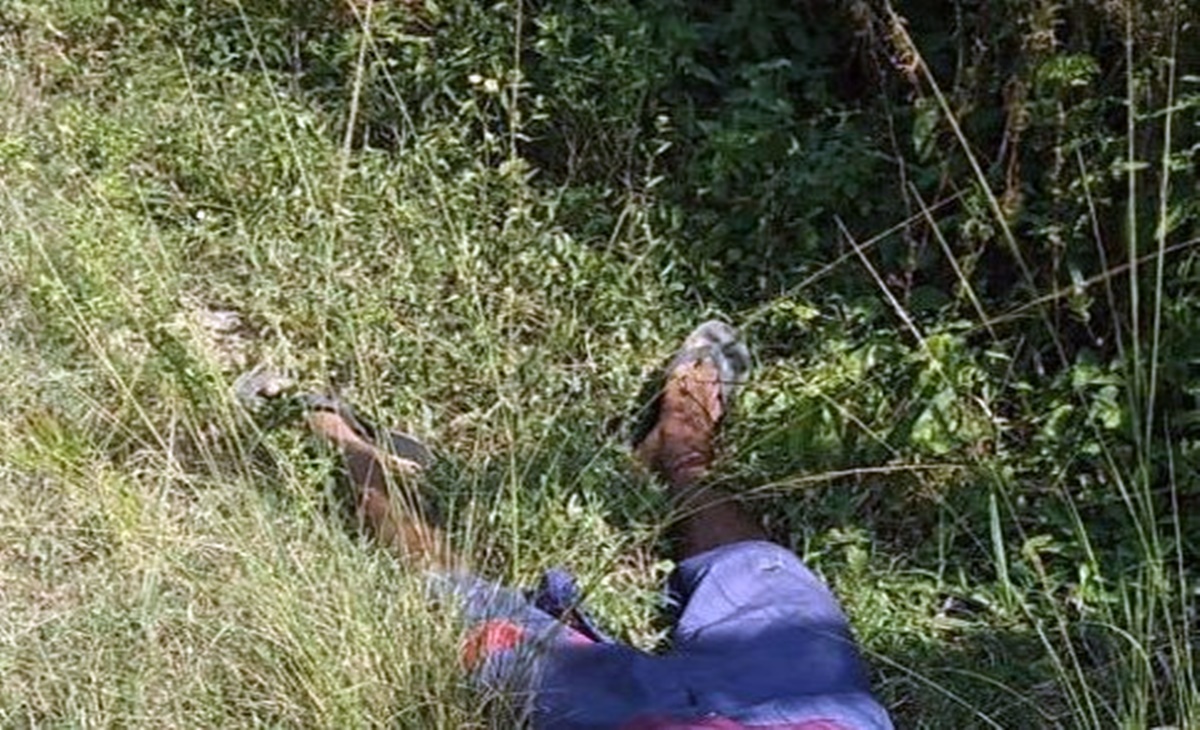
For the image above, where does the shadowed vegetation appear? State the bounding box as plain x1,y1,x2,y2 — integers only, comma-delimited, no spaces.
1,0,1197,727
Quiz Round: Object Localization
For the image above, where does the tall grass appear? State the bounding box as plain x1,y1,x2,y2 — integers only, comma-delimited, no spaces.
1,1,1196,728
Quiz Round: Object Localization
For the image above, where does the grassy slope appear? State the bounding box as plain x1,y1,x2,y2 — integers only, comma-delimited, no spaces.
1,2,1195,728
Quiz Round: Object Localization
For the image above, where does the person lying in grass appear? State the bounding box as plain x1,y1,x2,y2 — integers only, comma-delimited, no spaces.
293,322,893,730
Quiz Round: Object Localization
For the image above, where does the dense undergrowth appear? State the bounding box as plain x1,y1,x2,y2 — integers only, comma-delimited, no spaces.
1,0,1197,727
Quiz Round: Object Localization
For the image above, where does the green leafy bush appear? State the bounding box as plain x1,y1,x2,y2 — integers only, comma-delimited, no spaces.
1,0,1197,727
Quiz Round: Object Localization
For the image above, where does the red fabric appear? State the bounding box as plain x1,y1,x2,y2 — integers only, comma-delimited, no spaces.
460,619,527,670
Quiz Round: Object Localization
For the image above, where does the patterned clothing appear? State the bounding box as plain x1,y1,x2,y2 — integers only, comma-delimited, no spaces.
440,541,893,730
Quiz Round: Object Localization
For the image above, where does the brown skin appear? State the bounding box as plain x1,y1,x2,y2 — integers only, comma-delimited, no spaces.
305,410,458,570
307,355,761,567
634,358,764,559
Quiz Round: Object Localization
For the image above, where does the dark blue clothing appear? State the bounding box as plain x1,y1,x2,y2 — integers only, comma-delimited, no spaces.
443,541,892,729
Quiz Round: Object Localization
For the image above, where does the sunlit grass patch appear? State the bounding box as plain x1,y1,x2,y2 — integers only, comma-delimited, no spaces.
1,0,1197,728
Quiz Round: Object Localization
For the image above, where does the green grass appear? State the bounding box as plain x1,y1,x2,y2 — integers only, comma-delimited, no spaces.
1,1,1197,728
